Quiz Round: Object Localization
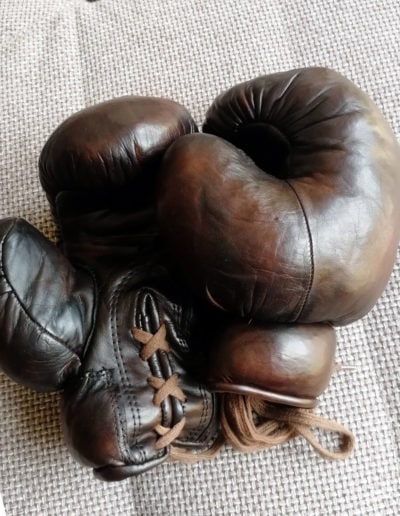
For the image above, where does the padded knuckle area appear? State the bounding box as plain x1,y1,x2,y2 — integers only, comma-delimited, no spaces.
158,68,400,324
39,96,197,205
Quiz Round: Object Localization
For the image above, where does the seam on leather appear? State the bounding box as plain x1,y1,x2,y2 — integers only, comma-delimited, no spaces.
54,196,98,358
78,264,98,359
284,180,315,322
88,373,169,467
74,369,127,467
198,384,207,440
106,370,127,466
110,268,140,463
181,381,209,443
197,383,209,442
112,269,150,464
178,389,218,446
156,301,170,434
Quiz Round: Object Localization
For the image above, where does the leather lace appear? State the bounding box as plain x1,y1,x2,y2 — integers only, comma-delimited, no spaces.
132,326,353,461
221,394,355,460
132,324,223,462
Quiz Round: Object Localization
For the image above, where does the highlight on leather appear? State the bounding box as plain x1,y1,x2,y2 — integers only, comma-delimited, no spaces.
39,96,198,209
0,96,221,481
208,321,337,409
156,67,400,462
0,217,92,392
158,67,400,325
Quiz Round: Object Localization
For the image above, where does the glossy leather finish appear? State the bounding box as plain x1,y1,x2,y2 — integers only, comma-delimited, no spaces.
0,217,91,391
0,97,220,480
40,96,197,208
157,67,400,325
208,321,336,408
156,68,400,409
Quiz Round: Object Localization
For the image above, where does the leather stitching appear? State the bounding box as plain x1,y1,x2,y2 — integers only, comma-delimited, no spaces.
284,180,315,322
80,369,130,466
83,369,165,467
106,371,127,466
110,269,140,462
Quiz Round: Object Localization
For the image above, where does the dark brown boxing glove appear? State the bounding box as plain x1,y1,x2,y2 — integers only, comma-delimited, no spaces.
157,68,400,457
0,97,222,481
158,68,400,325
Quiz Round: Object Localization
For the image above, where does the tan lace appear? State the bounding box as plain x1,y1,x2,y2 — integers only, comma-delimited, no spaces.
132,324,224,462
221,394,355,460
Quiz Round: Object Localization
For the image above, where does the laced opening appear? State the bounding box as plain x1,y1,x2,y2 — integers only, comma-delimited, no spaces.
221,394,355,460
132,324,224,462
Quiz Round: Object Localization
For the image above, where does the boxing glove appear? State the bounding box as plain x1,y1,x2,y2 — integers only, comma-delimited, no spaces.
158,67,400,326
156,68,400,456
0,97,222,481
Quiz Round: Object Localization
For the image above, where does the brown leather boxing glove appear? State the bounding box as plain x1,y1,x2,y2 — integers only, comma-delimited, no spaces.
0,97,222,481
156,68,400,457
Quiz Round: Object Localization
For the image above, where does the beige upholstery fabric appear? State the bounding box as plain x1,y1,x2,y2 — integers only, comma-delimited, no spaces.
0,1,399,514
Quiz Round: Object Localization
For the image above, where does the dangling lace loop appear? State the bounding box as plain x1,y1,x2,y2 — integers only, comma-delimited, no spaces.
221,394,354,460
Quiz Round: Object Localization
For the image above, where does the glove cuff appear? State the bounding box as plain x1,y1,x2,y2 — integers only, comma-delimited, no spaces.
208,321,336,409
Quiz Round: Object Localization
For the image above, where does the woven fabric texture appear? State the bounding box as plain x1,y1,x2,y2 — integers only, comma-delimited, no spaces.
0,1,399,514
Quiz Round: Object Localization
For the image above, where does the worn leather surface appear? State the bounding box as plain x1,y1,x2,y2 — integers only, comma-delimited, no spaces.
0,97,220,481
157,67,400,326
0,217,92,391
39,95,197,210
157,67,400,405
208,321,336,408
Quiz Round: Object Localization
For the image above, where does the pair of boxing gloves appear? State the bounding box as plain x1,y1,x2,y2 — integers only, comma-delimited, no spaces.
0,67,399,481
